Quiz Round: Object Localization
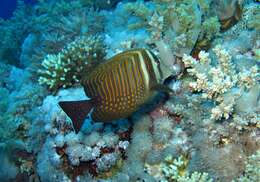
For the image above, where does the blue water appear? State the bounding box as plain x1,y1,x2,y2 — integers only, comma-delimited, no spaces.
0,0,37,19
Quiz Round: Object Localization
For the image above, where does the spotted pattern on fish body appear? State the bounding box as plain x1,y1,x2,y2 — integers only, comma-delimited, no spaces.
81,49,163,122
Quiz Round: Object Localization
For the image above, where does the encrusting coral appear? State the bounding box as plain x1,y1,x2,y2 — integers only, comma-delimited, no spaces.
38,36,106,91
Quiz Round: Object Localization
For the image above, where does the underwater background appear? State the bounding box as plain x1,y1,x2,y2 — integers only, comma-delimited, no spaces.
0,0,259,181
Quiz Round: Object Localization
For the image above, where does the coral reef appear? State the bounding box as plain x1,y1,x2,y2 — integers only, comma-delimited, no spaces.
38,36,106,91
0,0,259,181
122,0,203,77
32,88,132,181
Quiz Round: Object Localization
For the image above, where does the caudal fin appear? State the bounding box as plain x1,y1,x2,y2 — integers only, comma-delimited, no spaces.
58,100,93,133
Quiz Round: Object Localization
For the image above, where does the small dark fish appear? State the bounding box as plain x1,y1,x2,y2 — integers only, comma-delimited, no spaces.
59,49,173,133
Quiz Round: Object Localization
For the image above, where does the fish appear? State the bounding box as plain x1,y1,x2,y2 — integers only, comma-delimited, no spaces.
59,49,173,133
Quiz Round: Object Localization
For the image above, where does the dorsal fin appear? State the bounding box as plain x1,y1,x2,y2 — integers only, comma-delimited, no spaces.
58,100,93,133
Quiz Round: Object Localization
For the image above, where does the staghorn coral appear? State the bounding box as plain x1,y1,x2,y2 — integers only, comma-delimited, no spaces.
38,36,106,91
27,6,105,72
33,4,105,52
122,0,246,78
159,41,259,181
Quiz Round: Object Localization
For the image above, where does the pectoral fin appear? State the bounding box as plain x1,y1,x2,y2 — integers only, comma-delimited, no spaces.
58,100,93,133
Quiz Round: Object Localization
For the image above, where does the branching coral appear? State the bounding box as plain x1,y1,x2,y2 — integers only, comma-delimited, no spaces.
38,36,106,91
182,45,259,123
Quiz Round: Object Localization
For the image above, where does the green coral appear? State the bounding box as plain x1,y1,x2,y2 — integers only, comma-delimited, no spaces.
38,36,106,91
178,172,214,182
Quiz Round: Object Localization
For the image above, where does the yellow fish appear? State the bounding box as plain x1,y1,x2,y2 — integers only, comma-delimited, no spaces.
59,49,172,132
